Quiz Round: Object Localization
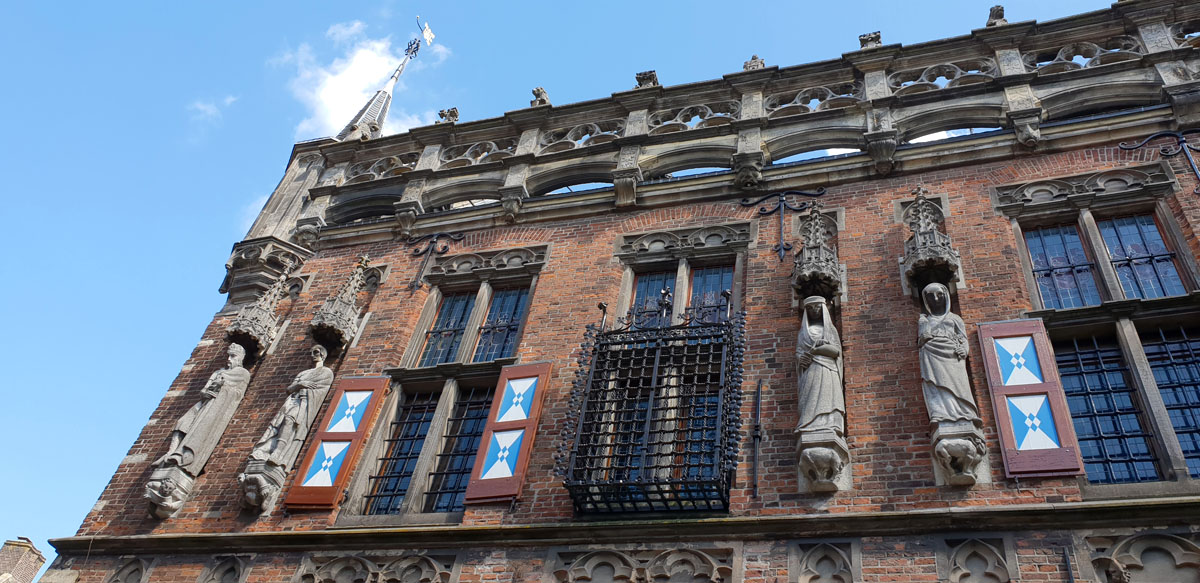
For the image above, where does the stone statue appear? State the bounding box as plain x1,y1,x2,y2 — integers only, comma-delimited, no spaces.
794,296,849,492
436,107,459,124
146,342,252,518
530,87,551,107
986,5,1008,27
743,55,765,71
917,282,987,485
238,344,335,515
859,31,882,49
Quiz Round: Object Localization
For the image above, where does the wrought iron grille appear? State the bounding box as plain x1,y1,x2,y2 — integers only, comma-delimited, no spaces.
1097,215,1186,300
419,292,476,367
1024,225,1102,309
1054,336,1160,484
364,392,439,514
1141,326,1200,478
560,296,746,514
473,287,529,362
424,386,493,512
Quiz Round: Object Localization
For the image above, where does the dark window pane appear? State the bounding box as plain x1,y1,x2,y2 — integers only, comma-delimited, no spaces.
1098,215,1186,299
1025,225,1102,309
419,292,476,367
632,271,676,328
1054,336,1160,484
364,392,439,515
474,287,530,362
424,386,493,512
1141,326,1200,478
689,265,733,324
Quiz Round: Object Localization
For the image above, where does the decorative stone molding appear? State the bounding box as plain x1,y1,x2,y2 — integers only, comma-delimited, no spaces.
227,268,292,359
531,87,551,107
791,203,843,302
343,153,419,185
938,538,1014,583
764,83,863,119
864,129,898,176
899,187,961,297
551,547,737,583
105,558,152,583
887,58,997,96
439,138,518,169
991,162,1175,218
732,151,765,191
1088,532,1200,582
292,217,325,250
426,245,548,287
198,556,250,583
648,101,740,135
615,222,753,263
634,70,659,88
1022,36,1144,74
394,200,423,240
539,120,625,155
1006,107,1042,148
294,553,456,583
310,256,377,350
220,236,312,306
790,541,860,583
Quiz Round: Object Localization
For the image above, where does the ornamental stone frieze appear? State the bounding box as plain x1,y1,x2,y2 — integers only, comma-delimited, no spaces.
294,552,456,583
227,268,292,360
1087,532,1200,582
550,547,737,583
899,187,961,297
220,236,312,305
991,162,1176,219
310,256,379,351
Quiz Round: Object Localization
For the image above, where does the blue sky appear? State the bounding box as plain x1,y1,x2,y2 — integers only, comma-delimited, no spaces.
0,0,1102,572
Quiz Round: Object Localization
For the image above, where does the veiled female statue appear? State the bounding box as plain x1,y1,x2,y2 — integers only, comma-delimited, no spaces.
796,296,845,434
918,282,981,426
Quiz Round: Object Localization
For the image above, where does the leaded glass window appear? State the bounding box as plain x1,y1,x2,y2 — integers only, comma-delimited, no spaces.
1024,225,1102,309
1098,215,1186,300
364,392,439,514
424,386,493,512
419,292,476,367
1141,326,1200,478
473,287,529,362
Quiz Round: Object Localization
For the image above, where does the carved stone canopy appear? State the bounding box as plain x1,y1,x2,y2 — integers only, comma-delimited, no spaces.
791,203,842,302
310,256,381,352
899,187,961,297
220,236,312,305
227,267,292,360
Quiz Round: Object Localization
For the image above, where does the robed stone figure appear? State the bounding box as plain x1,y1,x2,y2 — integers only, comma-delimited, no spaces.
795,295,848,492
239,344,335,515
917,282,986,485
146,342,252,518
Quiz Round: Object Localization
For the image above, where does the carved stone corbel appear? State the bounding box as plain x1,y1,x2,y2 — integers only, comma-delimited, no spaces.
864,129,898,176
310,256,372,351
614,145,642,207
393,200,421,240
1007,107,1042,148
732,151,765,191
292,216,325,250
499,164,530,221
899,187,962,297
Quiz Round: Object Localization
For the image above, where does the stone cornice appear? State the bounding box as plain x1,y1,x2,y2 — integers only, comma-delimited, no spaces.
51,496,1200,556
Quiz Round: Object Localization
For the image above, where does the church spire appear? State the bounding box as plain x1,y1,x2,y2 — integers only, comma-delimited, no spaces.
335,38,421,142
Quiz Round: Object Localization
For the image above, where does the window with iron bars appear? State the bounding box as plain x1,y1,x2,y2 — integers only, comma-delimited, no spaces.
419,292,476,367
560,293,745,514
363,391,439,515
1141,325,1200,478
473,287,529,362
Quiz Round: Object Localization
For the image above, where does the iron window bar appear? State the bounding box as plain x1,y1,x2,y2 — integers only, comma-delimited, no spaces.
1054,336,1160,484
419,292,476,367
473,288,530,362
631,271,677,329
1024,225,1102,310
424,386,494,513
690,266,735,324
363,392,439,515
1141,326,1200,478
1097,215,1186,300
559,290,746,514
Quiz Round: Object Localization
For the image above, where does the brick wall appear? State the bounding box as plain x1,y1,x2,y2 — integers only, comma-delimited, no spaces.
0,539,45,583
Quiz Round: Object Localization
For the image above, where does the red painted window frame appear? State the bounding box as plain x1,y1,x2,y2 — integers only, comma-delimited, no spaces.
284,376,390,509
978,319,1085,478
463,362,552,504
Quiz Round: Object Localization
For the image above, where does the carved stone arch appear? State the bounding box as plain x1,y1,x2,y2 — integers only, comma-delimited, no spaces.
645,549,728,583
379,556,451,583
640,144,736,179
688,225,741,249
1002,179,1077,204
795,544,853,583
895,103,1007,143
442,253,487,275
527,160,617,196
107,558,150,583
422,178,504,210
1100,533,1200,582
1084,168,1152,193
1039,80,1164,122
556,551,639,583
490,247,539,268
630,231,684,254
947,539,1011,583
302,556,376,583
763,126,866,162
201,556,249,583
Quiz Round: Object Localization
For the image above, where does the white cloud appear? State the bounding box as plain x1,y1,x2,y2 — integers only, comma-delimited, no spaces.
238,193,270,236
187,95,238,122
222,95,238,107
276,27,449,140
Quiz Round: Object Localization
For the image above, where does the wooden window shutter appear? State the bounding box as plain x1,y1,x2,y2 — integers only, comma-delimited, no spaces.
285,376,390,509
977,319,1084,478
464,362,552,504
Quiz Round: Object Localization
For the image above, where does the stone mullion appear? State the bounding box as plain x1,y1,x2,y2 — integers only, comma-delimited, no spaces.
1077,208,1125,301
672,258,689,324
454,281,494,363
1113,317,1193,481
